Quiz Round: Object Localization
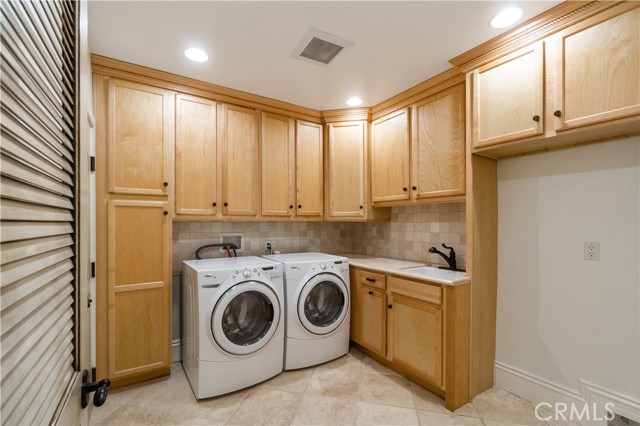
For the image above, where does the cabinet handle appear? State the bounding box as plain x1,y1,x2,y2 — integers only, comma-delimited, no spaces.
212,202,217,207
224,202,228,207
298,204,302,209
163,211,168,216
365,278,376,282
402,187,408,192
368,291,373,295
289,205,294,209
387,304,393,309
163,181,168,187
554,110,562,117
532,115,540,122
412,185,417,190
359,205,363,209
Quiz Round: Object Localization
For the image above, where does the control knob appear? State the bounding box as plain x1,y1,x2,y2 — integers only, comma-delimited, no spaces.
242,268,252,278
320,263,327,270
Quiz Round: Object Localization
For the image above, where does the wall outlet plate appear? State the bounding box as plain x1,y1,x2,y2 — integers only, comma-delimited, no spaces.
584,241,600,261
220,233,244,253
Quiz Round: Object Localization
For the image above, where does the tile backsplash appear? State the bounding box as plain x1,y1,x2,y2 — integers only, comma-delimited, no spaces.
172,202,466,275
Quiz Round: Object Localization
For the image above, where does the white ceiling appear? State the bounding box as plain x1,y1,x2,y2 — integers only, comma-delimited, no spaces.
88,1,561,111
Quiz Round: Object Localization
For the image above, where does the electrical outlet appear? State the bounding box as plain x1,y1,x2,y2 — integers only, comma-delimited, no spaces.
584,242,600,261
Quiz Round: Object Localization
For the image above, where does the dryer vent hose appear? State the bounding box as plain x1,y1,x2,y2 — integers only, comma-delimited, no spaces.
195,243,238,259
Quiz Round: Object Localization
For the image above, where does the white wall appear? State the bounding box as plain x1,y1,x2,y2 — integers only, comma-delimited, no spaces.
496,136,640,420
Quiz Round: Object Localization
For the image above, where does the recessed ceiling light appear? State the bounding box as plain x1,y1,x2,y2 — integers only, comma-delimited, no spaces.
491,7,523,29
346,97,363,107
184,47,208,63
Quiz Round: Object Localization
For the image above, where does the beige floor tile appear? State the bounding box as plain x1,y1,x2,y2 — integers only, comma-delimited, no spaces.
411,383,449,413
91,403,176,426
453,402,479,418
307,368,362,400
227,387,303,425
315,351,363,374
356,401,419,425
361,357,400,376
291,394,358,425
418,410,485,426
168,386,252,425
261,368,315,393
358,373,415,408
473,387,545,425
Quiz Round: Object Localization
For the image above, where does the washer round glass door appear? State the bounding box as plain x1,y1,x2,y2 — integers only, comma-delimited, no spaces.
211,281,281,356
297,273,348,335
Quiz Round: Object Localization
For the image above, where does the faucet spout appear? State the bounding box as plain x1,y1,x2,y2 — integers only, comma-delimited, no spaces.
428,243,457,270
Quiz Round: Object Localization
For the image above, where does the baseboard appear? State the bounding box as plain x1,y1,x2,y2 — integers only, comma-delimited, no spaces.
495,361,640,425
172,339,181,363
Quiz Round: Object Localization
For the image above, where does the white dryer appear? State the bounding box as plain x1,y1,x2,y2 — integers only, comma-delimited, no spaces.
182,257,284,399
263,252,350,370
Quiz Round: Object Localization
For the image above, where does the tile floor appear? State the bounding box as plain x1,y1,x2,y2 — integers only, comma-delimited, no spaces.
90,349,573,426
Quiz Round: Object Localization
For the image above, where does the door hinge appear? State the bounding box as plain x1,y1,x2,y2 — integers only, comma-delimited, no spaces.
90,261,96,278
90,156,96,172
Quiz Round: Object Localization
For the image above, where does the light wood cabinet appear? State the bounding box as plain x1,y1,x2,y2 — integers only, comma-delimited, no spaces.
553,4,640,131
175,94,218,216
360,286,387,357
370,108,410,203
107,200,171,381
412,84,466,199
220,104,260,217
471,43,544,148
107,79,174,196
296,120,323,217
261,113,295,217
327,121,365,218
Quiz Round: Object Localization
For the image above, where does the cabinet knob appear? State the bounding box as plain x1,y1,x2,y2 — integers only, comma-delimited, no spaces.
163,211,168,216
387,304,393,309
532,115,540,122
402,187,408,192
359,205,363,209
289,205,294,209
224,202,228,207
163,181,168,187
298,204,302,209
412,186,417,190
212,202,217,207
554,110,562,117
368,290,373,295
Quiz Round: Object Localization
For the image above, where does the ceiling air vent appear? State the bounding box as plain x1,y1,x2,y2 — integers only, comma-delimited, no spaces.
293,28,353,67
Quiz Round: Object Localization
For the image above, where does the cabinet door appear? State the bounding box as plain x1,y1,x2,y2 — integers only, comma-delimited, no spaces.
388,293,442,387
472,42,544,148
175,94,217,216
554,4,640,130
412,84,465,199
327,121,365,218
220,104,259,217
371,108,410,203
262,113,295,217
296,120,323,217
107,79,174,196
360,286,387,357
349,267,362,344
108,200,171,380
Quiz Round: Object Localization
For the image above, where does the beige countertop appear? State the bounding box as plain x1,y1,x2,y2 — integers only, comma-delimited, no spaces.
340,253,470,286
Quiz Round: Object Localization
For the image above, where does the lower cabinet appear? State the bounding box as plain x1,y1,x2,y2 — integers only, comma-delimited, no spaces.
350,266,469,411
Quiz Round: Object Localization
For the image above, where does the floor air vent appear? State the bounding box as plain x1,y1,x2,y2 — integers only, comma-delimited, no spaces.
293,28,353,66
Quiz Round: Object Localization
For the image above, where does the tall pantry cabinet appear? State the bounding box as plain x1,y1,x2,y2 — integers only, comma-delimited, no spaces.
94,76,173,387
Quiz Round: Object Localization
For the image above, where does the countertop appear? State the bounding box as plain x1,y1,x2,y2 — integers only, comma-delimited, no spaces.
340,253,470,286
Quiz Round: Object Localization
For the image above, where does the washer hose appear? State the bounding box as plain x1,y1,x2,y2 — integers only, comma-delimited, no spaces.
195,243,238,259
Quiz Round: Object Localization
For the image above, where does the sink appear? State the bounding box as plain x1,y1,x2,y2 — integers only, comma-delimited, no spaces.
400,266,469,284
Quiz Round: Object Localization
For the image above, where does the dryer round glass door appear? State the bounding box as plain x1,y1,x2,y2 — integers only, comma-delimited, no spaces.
297,273,348,335
211,281,281,356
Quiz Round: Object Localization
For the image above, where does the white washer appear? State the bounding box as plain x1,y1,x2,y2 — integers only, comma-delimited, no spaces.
181,256,284,399
263,252,350,370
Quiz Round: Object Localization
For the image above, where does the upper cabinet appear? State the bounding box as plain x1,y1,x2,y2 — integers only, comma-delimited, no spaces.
175,94,218,216
107,79,174,196
220,104,260,217
261,113,295,218
471,43,544,148
327,121,365,219
553,4,640,131
296,120,324,218
370,108,411,204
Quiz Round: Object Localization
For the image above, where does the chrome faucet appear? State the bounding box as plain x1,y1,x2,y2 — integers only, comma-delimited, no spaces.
428,243,457,271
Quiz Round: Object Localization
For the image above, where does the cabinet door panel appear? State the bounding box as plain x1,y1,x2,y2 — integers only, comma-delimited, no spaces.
108,200,171,379
296,121,323,217
555,5,640,130
413,84,465,199
262,113,294,217
388,294,442,387
221,104,259,216
473,43,544,147
328,121,365,218
175,94,217,216
107,79,173,195
371,109,410,203
360,286,386,357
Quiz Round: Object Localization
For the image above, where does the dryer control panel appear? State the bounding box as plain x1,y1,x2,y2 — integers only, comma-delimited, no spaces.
261,265,283,282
